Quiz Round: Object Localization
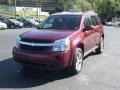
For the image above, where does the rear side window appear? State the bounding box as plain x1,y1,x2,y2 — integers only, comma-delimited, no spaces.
97,16,102,24
84,16,92,27
91,16,99,26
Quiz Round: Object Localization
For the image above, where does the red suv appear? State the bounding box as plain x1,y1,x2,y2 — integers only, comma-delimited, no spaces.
13,11,104,74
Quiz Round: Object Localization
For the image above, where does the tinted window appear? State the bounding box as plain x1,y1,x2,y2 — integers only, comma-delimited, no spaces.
91,16,99,26
38,15,81,30
9,19,20,23
84,16,92,27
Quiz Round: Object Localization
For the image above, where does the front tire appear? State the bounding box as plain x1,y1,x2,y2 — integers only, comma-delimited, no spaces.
69,48,83,74
11,25,14,29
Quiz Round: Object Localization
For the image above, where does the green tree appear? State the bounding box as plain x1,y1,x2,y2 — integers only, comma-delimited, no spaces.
78,0,92,11
95,0,120,21
110,0,120,16
57,0,92,12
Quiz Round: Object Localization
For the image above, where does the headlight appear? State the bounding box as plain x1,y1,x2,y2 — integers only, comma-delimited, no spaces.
52,38,70,52
16,36,21,48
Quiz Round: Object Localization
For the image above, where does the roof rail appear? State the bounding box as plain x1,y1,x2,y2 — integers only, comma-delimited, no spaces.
83,11,97,15
52,11,83,15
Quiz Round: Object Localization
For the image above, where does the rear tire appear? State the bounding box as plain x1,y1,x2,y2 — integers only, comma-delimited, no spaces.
68,48,83,75
95,38,104,54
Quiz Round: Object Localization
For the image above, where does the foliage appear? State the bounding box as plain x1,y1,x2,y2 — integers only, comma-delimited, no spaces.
57,0,92,12
94,0,120,21
1,0,120,20
78,0,92,11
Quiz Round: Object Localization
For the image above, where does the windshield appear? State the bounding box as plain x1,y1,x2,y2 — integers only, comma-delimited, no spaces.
38,15,81,30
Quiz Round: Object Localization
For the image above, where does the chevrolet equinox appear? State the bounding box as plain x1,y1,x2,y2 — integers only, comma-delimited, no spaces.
13,11,104,74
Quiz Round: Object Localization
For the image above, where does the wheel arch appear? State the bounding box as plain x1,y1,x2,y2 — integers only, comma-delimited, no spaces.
102,34,104,39
69,43,84,66
77,43,84,54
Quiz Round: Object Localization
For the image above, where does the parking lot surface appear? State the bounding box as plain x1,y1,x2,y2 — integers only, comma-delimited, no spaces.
0,26,120,90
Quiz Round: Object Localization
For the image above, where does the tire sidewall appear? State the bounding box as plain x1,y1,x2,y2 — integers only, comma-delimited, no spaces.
95,37,104,54
71,48,83,74
100,38,104,53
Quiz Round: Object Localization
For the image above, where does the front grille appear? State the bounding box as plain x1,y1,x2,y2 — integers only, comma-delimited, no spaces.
21,38,53,43
20,38,54,52
20,43,52,52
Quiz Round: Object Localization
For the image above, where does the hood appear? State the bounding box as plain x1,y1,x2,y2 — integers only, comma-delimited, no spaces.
20,29,75,42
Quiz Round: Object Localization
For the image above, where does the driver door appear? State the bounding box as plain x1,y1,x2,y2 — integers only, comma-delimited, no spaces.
83,15,95,53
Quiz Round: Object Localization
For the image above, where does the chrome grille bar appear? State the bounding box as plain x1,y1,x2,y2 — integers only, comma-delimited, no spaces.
19,41,54,46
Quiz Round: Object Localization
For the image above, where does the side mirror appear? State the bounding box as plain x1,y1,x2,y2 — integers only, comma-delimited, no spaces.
83,25,94,32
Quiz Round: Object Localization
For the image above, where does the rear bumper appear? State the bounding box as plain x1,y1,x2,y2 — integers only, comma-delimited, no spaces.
13,47,72,70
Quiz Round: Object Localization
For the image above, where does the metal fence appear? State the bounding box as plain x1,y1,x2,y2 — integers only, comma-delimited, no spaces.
0,0,58,19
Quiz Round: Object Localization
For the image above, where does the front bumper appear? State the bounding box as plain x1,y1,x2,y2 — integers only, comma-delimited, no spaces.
0,25,7,29
13,47,71,70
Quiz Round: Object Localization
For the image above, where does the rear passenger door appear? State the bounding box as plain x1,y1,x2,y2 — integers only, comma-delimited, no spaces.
91,15,101,45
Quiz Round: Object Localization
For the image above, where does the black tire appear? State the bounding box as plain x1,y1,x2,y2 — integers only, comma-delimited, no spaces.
95,38,104,54
11,25,14,29
69,48,83,75
19,26,23,28
1,28,5,30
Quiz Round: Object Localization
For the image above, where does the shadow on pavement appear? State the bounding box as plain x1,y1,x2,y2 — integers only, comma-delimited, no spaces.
0,58,73,88
84,52,99,60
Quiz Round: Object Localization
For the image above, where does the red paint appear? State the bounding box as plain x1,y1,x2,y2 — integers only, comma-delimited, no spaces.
13,11,104,70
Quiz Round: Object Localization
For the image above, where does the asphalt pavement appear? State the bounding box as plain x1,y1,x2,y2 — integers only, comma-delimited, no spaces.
0,26,120,90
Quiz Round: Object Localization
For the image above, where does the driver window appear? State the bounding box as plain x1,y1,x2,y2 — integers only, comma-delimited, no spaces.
42,18,54,29
84,16,92,27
